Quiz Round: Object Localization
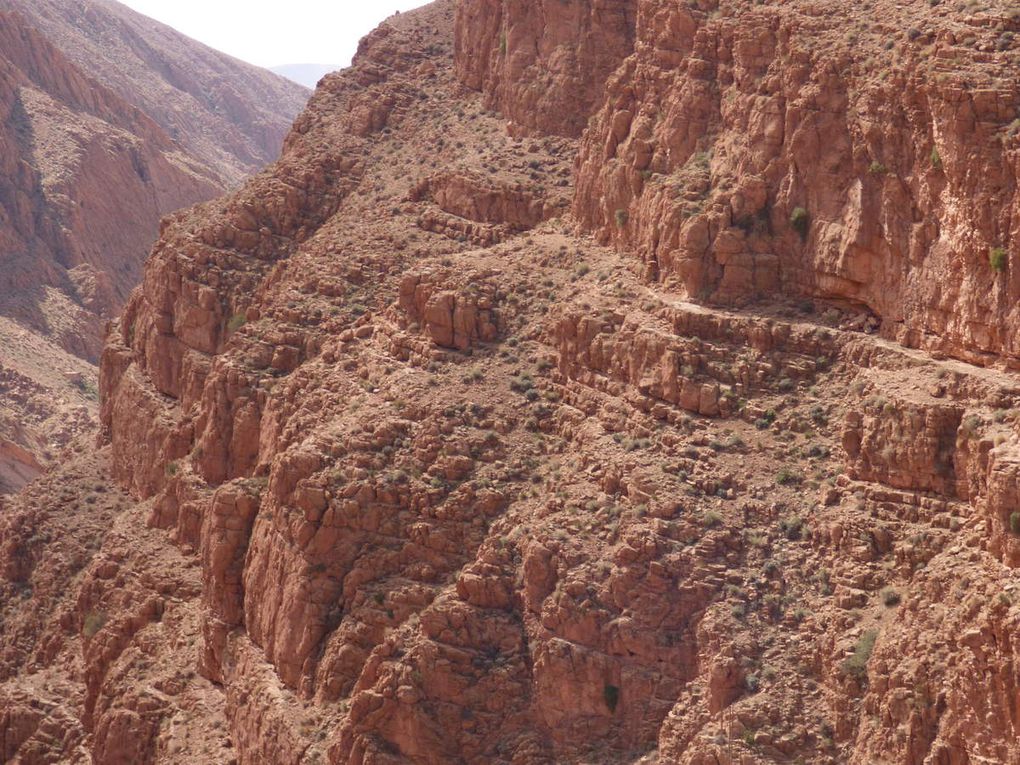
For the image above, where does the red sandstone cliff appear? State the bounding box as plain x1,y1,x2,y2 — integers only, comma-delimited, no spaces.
572,0,1020,367
454,0,637,137
1,0,1020,763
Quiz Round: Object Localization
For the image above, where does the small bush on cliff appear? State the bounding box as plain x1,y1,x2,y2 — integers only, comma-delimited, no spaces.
73,377,99,400
572,263,591,280
510,374,534,393
1010,511,1020,535
603,683,620,712
776,469,802,486
614,208,629,227
780,515,804,540
83,610,107,638
868,161,887,175
960,414,982,438
790,207,809,240
881,588,901,607
755,409,777,430
841,629,878,680
989,247,1008,273
930,147,943,170
228,312,247,332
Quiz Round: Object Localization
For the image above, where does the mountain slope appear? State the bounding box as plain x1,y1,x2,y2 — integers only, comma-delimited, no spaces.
1,0,1020,763
2,0,309,184
0,2,308,493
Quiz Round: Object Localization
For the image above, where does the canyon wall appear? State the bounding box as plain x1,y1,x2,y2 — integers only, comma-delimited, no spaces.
454,0,1020,366
1,1,1020,764
571,0,1020,366
454,0,638,136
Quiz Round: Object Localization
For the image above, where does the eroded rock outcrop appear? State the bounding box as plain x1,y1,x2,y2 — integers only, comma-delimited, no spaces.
574,0,1020,366
454,0,638,136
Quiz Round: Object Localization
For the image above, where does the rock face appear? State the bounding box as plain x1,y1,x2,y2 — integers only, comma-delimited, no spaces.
0,3,307,493
2,0,1020,764
573,0,1020,366
454,0,638,136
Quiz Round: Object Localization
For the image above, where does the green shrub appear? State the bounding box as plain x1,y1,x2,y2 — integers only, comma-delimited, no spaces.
990,247,1008,273
614,208,629,227
73,377,99,400
930,147,943,170
603,683,620,712
881,588,901,607
228,312,247,332
868,161,887,175
776,469,802,486
780,515,804,540
842,629,878,679
790,207,810,240
510,375,534,393
165,461,179,477
1010,511,1020,535
83,610,107,638
960,414,982,438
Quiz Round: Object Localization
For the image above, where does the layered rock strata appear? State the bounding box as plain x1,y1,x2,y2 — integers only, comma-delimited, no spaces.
1,1,1019,763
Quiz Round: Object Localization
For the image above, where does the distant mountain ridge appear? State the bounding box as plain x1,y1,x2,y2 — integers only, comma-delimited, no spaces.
2,0,309,184
0,0,309,492
271,63,339,89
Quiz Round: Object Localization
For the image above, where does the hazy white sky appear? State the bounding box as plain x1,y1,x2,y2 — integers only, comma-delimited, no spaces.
116,0,428,68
